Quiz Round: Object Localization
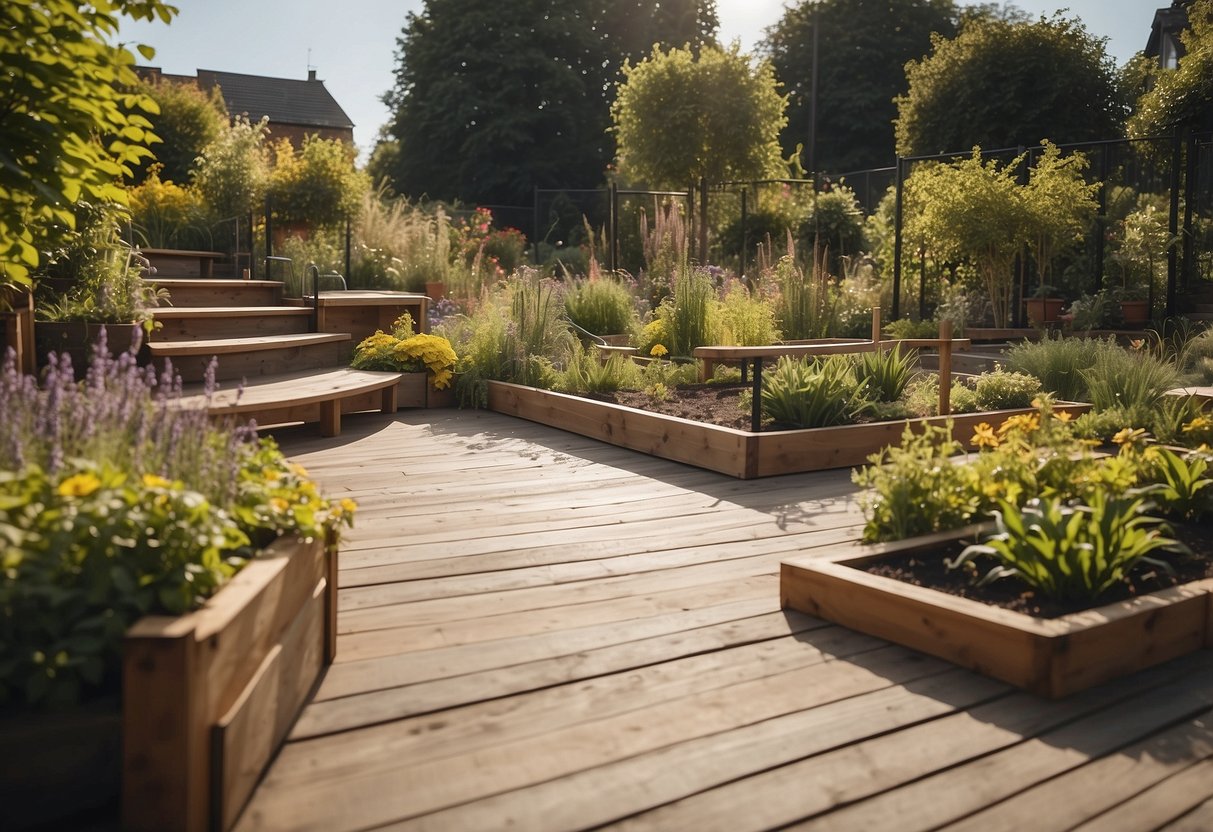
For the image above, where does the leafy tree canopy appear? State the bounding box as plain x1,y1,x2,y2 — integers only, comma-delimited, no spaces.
895,14,1121,158
132,77,227,186
764,0,956,173
1129,0,1213,137
268,136,370,227
383,0,718,207
611,44,787,188
0,0,177,288
191,116,269,221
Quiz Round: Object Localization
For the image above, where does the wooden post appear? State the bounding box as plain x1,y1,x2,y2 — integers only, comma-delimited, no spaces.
1,286,35,375
870,306,881,349
938,318,953,416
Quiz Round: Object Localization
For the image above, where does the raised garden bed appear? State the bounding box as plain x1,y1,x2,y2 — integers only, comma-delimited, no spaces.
487,381,1090,479
1,532,338,832
780,527,1213,698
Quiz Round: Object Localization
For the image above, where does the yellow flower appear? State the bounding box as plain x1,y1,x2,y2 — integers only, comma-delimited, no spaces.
970,422,1000,449
57,472,101,498
1053,410,1073,423
339,498,358,514
289,463,309,478
262,467,283,483
997,413,1039,436
650,344,668,358
269,497,290,513
1111,427,1148,446
142,473,172,489
1183,415,1213,434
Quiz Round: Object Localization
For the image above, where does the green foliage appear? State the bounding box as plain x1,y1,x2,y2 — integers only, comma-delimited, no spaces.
268,136,370,228
761,355,871,429
127,167,213,250
895,13,1121,158
717,281,780,346
1129,0,1213,137
0,0,174,287
883,318,940,339
949,494,1184,603
903,151,1026,327
973,369,1042,411
765,0,956,171
1005,333,1120,402
1108,204,1176,301
350,314,458,389
191,115,269,221
853,423,979,543
555,342,642,394
384,0,717,205
656,265,719,357
612,44,787,188
1081,346,1180,411
1022,143,1099,289
563,275,640,338
799,185,867,270
35,201,167,327
350,189,453,293
1143,447,1213,523
1066,290,1117,331
131,76,227,185
769,250,836,340
853,345,918,404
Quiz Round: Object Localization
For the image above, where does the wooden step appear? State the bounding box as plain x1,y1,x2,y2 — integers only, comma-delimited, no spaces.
178,368,404,436
151,279,282,308
151,307,314,341
148,332,352,383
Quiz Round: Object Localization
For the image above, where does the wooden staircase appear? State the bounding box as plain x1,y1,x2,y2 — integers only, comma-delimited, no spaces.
147,272,428,436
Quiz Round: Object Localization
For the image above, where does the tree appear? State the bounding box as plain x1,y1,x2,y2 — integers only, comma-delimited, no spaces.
0,0,176,288
268,136,370,228
383,0,717,206
1129,0,1213,137
904,150,1028,327
895,14,1121,158
132,77,228,186
764,0,956,173
191,116,269,221
1021,142,1098,291
611,44,787,189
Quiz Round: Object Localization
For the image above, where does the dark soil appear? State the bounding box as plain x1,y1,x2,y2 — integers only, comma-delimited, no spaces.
863,523,1213,619
590,384,757,431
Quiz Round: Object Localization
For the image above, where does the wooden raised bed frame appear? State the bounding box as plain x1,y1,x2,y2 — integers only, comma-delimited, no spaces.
123,531,337,832
780,527,1213,698
487,382,1090,479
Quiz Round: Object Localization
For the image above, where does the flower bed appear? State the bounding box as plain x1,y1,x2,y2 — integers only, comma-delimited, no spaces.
780,526,1213,698
487,380,1091,479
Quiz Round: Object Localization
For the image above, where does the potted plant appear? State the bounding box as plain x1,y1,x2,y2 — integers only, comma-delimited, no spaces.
1025,284,1065,326
34,201,167,375
0,341,353,830
350,312,458,407
1108,205,1176,328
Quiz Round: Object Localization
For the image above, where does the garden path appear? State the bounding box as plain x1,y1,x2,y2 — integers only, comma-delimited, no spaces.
234,409,1213,831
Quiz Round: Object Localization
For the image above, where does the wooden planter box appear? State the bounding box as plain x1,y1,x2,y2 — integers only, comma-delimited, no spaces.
780,528,1213,698
123,531,338,832
34,320,146,378
487,381,1090,479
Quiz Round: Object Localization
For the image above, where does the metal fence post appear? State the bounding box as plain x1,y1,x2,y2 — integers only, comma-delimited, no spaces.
892,157,904,321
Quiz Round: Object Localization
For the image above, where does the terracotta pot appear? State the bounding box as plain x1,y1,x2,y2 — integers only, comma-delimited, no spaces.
425,281,446,301
1025,297,1065,326
1119,299,1150,327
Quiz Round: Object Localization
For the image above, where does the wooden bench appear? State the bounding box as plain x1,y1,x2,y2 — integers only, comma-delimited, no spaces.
177,368,404,437
142,248,224,278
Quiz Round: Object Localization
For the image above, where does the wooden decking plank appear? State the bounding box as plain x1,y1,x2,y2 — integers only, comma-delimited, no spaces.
268,626,892,789
1067,756,1213,832
293,607,826,738
941,707,1213,832
786,656,1213,832
233,648,951,831
318,579,782,698
334,570,786,661
381,668,1009,832
1158,795,1213,831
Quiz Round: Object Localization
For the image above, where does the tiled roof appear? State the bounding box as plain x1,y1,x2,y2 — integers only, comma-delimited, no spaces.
195,69,354,130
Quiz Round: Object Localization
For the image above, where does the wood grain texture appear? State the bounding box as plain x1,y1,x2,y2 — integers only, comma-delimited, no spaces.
224,410,1213,832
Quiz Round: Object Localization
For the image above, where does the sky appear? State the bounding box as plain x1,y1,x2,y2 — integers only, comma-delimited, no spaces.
118,0,1165,161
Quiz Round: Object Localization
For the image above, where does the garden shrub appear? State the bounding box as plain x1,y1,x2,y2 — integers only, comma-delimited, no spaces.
1005,333,1118,402
717,281,780,346
973,369,1042,411
564,275,640,339
761,355,872,428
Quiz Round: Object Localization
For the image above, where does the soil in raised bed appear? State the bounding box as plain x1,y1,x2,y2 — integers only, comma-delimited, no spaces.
862,524,1213,619
590,384,756,431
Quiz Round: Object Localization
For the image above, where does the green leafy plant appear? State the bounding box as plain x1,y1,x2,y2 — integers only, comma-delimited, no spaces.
761,354,872,429
1142,447,1213,523
1005,333,1120,402
769,247,836,340
1081,345,1180,411
556,342,641,394
717,281,780,346
948,493,1186,603
268,136,370,229
973,369,1042,411
853,344,918,403
853,422,981,542
563,275,640,339
657,264,719,358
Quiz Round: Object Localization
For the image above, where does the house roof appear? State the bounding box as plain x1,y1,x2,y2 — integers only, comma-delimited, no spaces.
194,69,354,130
1145,3,1191,59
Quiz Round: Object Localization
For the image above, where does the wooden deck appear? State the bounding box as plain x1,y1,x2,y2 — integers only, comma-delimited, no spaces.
235,409,1213,831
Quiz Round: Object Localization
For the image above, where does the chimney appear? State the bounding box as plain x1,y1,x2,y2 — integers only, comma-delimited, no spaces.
307,69,317,82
